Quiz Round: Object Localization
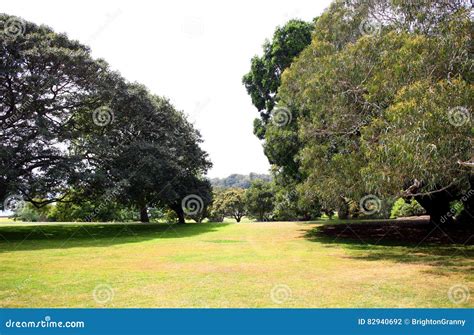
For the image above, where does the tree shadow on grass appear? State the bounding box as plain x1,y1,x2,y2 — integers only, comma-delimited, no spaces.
0,222,230,253
304,219,474,275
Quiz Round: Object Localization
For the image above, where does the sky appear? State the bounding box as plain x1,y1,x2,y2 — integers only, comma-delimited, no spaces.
3,0,332,178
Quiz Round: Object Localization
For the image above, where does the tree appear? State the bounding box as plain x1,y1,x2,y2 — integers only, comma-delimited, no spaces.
210,173,271,189
206,189,226,223
0,14,115,208
278,0,472,224
167,177,213,224
244,180,275,221
72,82,212,223
242,19,315,219
0,15,212,222
272,176,321,221
390,198,425,219
242,19,314,139
219,188,246,222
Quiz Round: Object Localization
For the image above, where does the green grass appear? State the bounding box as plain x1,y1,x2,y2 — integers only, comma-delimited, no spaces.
0,221,472,307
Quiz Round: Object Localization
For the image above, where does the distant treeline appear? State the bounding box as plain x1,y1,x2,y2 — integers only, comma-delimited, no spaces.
210,173,271,189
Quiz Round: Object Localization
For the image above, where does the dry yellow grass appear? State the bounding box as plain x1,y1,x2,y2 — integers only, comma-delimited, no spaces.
0,221,472,307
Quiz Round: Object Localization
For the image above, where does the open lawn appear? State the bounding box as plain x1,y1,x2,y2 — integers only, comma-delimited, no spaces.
0,220,472,307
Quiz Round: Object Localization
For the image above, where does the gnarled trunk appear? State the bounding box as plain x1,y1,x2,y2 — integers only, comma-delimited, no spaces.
414,190,456,225
140,206,149,223
170,203,185,224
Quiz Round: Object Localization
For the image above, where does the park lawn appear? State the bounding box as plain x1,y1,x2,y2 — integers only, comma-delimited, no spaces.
0,221,472,308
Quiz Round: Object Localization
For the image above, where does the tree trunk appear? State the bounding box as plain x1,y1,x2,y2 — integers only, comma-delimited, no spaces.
457,176,474,224
170,203,186,224
236,216,241,223
176,210,185,224
140,206,149,223
414,190,456,225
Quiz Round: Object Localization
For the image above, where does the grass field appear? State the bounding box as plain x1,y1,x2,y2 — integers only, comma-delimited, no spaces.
0,220,472,307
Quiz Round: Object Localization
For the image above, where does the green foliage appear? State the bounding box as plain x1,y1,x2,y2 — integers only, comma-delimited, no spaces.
272,177,321,221
206,188,226,222
13,203,52,222
449,201,464,218
214,188,246,222
244,180,275,221
242,19,314,136
278,1,473,222
48,200,136,222
0,13,115,207
1,15,211,223
73,82,212,222
210,173,271,189
390,198,426,218
162,209,179,224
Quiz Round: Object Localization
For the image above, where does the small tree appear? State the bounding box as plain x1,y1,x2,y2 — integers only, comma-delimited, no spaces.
244,180,275,221
220,188,246,222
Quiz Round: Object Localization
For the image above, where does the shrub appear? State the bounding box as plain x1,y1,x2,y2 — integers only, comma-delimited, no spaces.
390,198,426,218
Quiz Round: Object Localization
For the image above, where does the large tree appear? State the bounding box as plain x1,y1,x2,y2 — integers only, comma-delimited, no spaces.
278,0,473,224
242,19,314,139
1,15,212,223
73,82,212,223
242,19,317,218
0,14,115,208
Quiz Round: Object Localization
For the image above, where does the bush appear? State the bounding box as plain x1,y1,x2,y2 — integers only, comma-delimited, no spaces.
390,198,426,218
13,203,52,222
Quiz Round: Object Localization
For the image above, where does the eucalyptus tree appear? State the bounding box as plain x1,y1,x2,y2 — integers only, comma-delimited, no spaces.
278,0,472,224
